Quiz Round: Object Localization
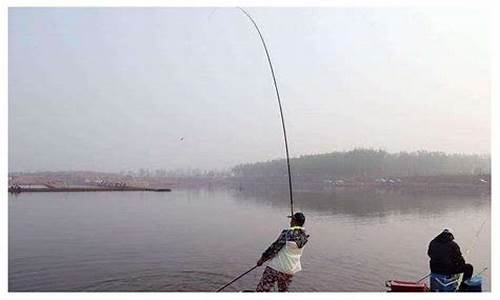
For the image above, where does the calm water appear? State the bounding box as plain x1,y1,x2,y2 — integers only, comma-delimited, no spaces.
9,189,490,292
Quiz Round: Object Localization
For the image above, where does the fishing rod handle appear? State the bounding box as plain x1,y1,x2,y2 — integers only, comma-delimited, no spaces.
216,265,259,292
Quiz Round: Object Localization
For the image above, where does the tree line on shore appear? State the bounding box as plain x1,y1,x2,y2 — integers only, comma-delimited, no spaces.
231,149,490,179
9,149,490,183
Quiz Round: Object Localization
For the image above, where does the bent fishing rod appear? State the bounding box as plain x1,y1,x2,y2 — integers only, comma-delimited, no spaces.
239,7,295,217
215,8,294,292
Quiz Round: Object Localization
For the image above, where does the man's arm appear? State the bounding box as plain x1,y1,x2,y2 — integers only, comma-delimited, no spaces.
451,242,466,267
257,230,287,266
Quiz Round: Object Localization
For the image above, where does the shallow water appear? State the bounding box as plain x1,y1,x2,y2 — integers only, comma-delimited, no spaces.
9,189,490,292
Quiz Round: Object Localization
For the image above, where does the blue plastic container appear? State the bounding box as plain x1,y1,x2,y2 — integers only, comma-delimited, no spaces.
462,276,482,292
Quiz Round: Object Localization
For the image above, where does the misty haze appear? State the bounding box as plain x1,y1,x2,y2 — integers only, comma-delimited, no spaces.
8,7,490,293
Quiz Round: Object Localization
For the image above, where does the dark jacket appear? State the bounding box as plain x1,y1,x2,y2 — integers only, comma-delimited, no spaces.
260,227,309,262
427,230,466,275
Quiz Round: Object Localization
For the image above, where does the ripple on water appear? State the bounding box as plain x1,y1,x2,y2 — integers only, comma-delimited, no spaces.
80,269,235,292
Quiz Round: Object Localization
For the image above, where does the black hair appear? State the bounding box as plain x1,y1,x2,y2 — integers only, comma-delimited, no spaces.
294,218,305,226
292,212,305,226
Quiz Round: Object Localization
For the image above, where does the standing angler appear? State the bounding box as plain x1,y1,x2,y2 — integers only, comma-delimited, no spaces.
255,212,309,292
214,8,305,292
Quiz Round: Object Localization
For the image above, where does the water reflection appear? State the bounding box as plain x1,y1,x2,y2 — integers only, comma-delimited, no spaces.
9,189,490,292
233,187,490,218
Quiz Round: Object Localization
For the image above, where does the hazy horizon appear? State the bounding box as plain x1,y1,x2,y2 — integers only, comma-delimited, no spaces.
9,7,490,173
8,147,491,174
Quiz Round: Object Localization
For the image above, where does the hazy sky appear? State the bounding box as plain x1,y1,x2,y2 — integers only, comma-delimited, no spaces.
9,7,490,172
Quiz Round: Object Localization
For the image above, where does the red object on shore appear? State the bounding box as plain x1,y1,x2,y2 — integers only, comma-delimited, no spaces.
385,280,429,292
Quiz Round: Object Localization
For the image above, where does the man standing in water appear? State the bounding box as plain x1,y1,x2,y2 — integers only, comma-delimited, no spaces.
255,212,309,292
427,229,474,291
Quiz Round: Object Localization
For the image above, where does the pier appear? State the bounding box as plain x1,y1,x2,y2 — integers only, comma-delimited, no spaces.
8,186,171,193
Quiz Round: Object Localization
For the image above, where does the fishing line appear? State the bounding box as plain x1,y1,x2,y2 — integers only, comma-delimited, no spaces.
238,7,294,217
416,216,489,283
464,216,488,257
207,7,218,21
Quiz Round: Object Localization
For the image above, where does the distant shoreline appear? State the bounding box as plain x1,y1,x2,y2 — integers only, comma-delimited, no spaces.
8,171,490,195
8,186,171,194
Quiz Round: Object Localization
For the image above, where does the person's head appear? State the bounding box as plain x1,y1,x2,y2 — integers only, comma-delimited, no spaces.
442,228,454,237
288,212,305,227
435,228,454,242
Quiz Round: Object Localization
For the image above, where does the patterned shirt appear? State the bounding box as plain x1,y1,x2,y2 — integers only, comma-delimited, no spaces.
261,226,309,274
